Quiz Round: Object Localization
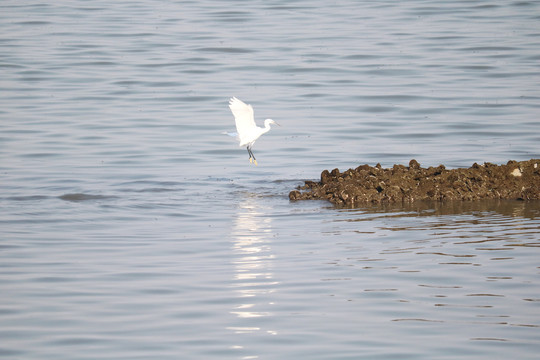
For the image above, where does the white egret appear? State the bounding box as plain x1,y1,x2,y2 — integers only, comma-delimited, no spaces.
228,97,279,165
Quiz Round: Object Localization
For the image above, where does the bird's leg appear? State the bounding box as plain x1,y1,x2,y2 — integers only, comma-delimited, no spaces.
247,147,253,163
246,146,257,165
251,149,257,166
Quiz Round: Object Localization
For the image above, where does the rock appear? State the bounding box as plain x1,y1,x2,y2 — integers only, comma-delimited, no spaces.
290,159,540,206
321,170,332,184
511,168,522,177
289,190,301,200
409,159,420,170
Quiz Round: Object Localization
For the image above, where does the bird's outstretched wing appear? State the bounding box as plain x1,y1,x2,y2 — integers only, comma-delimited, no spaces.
229,97,256,140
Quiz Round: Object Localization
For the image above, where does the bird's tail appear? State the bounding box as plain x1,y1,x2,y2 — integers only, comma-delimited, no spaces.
222,131,238,137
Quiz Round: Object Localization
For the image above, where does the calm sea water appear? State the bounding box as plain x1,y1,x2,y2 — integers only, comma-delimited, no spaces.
1,1,540,359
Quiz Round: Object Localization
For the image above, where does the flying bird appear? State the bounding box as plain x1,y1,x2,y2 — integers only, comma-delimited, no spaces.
228,97,279,165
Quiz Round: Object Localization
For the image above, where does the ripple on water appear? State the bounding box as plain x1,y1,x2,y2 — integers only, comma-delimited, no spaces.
1,1,540,359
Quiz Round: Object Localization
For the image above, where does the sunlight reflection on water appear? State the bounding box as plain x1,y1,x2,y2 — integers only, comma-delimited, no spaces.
1,0,540,359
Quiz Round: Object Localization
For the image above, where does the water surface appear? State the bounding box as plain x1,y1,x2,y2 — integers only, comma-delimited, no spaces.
1,1,540,359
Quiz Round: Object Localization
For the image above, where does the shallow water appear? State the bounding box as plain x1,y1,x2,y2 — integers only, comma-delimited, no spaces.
1,1,540,359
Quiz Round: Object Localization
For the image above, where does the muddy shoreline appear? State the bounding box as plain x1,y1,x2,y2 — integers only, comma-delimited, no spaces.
289,159,540,206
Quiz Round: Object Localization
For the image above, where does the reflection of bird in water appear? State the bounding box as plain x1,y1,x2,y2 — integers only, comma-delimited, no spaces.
227,97,280,165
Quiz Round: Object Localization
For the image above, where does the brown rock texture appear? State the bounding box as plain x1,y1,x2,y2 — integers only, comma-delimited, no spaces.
289,159,540,206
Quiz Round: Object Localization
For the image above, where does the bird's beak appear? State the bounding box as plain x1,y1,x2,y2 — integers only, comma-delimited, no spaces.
275,121,281,127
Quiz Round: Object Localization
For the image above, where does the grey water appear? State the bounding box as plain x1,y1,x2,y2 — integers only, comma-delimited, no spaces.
1,1,540,359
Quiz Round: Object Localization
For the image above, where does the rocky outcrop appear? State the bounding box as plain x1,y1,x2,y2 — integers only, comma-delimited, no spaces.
289,159,540,206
